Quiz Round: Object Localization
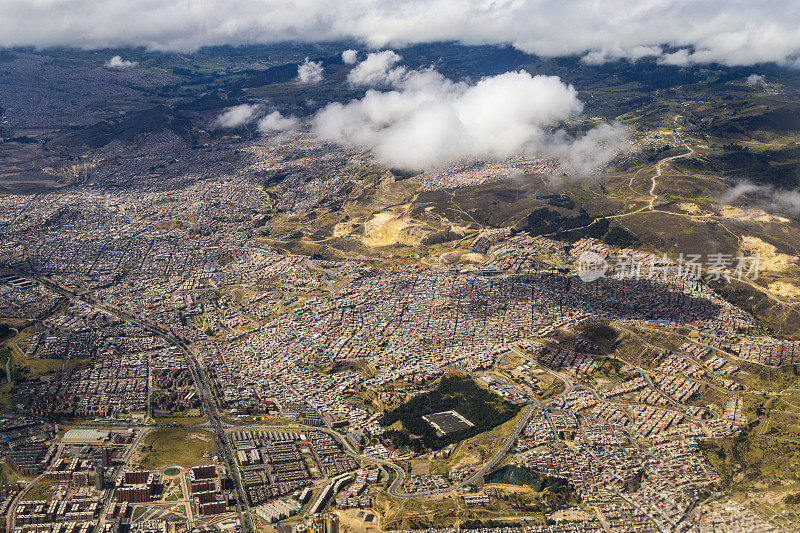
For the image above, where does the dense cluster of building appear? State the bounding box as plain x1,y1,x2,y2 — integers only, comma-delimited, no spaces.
402,475,449,494
334,468,379,509
10,432,120,533
0,112,794,533
189,465,228,516
14,497,105,530
415,158,558,192
24,353,149,418
228,429,351,506
389,524,603,533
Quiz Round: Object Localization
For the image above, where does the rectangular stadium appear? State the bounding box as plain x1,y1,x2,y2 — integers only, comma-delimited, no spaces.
422,410,475,436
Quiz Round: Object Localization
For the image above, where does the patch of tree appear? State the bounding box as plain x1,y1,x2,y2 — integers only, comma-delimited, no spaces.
538,194,576,209
540,487,581,511
252,214,270,228
380,373,521,451
42,207,83,227
521,207,592,237
784,493,800,505
263,170,290,186
624,470,644,492
337,180,354,196
485,464,572,493
7,136,37,144
615,144,677,171
382,429,415,450
390,168,421,180
646,144,674,162
737,108,800,135
0,324,13,340
488,466,578,512
225,63,301,91
603,226,639,248
577,323,619,347
406,44,533,79
50,104,195,149
586,218,610,239
523,208,640,247
698,142,800,189
178,92,230,112
421,229,461,245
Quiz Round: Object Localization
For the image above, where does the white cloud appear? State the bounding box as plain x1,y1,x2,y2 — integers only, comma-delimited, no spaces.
313,59,628,171
658,49,691,66
745,74,767,87
4,1,800,67
581,46,662,65
297,58,324,83
721,180,800,215
544,123,631,174
581,50,613,66
213,103,298,132
628,46,665,61
347,50,405,86
104,55,137,69
342,49,358,65
257,111,299,132
214,104,262,128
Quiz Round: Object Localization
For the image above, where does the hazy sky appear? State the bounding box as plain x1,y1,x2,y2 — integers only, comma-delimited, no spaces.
2,0,800,67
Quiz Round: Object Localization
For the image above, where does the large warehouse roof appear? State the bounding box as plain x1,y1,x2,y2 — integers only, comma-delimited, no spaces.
62,429,110,442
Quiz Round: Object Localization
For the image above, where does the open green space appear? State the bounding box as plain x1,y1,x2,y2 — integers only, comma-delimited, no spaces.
0,459,31,484
222,414,296,426
703,396,800,528
0,323,14,341
0,343,62,381
374,489,546,531
134,429,217,469
22,482,63,501
381,372,521,451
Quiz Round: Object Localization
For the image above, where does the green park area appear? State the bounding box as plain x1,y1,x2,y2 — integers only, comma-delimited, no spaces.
134,429,217,469
381,372,521,451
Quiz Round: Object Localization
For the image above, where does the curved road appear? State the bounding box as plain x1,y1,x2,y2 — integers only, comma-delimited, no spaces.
386,403,536,497
6,472,46,532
